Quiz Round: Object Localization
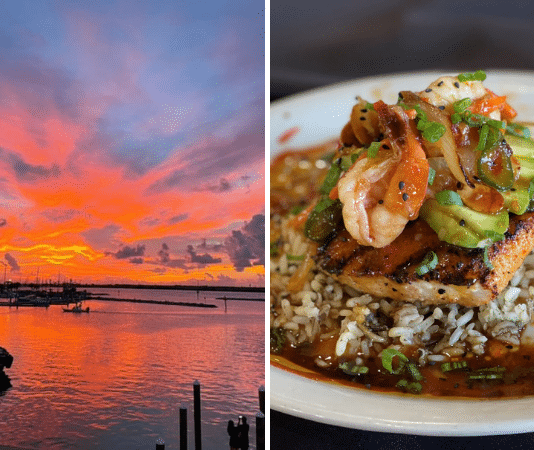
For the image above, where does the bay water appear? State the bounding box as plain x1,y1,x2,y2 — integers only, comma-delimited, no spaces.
0,288,265,449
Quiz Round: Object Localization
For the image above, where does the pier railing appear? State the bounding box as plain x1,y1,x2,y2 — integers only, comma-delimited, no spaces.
154,381,265,450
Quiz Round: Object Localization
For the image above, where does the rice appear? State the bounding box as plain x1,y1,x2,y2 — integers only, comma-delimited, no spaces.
270,214,534,368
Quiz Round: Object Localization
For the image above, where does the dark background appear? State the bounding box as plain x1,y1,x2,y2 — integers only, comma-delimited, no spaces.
271,0,534,101
271,0,534,448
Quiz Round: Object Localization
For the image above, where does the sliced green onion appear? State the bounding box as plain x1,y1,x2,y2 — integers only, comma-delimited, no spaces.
441,360,469,372
453,98,472,113
506,123,531,139
435,190,464,206
483,246,494,270
319,162,342,195
406,381,423,394
458,70,487,82
428,167,436,185
365,102,375,111
270,328,286,354
416,251,438,276
339,361,370,375
421,122,446,143
340,155,354,171
381,348,409,375
290,204,306,215
451,112,462,124
270,242,279,257
396,379,423,394
477,124,489,151
406,362,424,381
367,141,381,158
286,254,305,261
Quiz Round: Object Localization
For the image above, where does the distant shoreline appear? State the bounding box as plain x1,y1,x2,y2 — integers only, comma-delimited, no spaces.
18,284,265,293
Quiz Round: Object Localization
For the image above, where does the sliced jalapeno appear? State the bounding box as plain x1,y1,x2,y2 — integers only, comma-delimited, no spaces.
304,197,343,241
477,140,514,191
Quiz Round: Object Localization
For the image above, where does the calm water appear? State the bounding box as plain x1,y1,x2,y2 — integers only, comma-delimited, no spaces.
0,289,265,449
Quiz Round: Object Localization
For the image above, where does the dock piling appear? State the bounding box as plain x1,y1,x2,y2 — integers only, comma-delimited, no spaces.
180,404,188,450
256,411,265,450
193,380,202,450
258,385,265,414
155,438,165,450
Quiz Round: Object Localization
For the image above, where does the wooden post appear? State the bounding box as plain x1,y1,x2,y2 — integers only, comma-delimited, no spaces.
156,438,165,450
180,404,188,450
256,412,265,450
258,385,265,414
193,380,202,450
224,296,227,313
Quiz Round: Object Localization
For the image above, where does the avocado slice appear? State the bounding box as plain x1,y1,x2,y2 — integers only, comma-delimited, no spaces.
502,183,530,215
506,134,534,180
419,199,509,248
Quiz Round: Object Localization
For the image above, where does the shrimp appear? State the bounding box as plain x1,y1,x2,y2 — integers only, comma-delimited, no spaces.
418,76,496,116
337,102,429,248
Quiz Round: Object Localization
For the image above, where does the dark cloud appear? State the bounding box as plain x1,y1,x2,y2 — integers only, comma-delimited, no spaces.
42,209,77,223
129,257,144,264
224,214,264,272
203,178,231,192
114,244,145,259
197,238,224,252
144,101,264,195
145,169,185,194
0,219,6,227
82,224,121,251
2,150,61,182
186,245,222,265
168,213,188,225
4,253,20,272
156,243,187,269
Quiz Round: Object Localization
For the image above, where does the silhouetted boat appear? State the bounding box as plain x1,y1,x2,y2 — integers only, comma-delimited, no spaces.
63,302,89,313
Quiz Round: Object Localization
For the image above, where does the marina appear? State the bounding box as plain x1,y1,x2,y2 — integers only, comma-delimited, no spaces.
0,288,264,449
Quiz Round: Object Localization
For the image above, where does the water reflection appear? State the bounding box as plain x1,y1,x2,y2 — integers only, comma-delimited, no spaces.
0,293,264,449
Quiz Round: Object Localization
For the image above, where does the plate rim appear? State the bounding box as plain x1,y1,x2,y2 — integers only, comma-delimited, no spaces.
270,69,534,436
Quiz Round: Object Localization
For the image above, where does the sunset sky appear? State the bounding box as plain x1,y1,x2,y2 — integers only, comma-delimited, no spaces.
0,0,265,286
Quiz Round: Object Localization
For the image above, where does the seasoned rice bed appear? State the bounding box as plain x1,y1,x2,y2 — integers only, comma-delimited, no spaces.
271,215,534,369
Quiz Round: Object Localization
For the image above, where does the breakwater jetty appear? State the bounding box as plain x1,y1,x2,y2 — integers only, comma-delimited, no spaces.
86,295,217,308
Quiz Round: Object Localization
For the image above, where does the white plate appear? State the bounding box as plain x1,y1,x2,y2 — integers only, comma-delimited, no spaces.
270,70,534,436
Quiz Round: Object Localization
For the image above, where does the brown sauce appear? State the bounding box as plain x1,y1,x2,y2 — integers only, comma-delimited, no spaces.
272,342,534,399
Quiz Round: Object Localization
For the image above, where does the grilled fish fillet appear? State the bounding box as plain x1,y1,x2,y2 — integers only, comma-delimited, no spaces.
316,213,534,307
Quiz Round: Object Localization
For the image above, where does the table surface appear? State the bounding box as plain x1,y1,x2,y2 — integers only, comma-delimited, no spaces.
270,409,534,449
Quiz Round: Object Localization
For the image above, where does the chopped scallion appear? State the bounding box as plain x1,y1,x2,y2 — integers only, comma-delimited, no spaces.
339,361,370,375
441,360,469,372
506,123,531,139
421,122,446,143
477,124,489,151
453,98,472,113
406,362,424,381
416,251,439,276
365,102,375,111
483,246,494,270
458,70,487,82
451,112,462,124
319,163,342,195
381,348,409,375
286,254,305,261
367,141,381,158
428,167,436,185
290,204,306,215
